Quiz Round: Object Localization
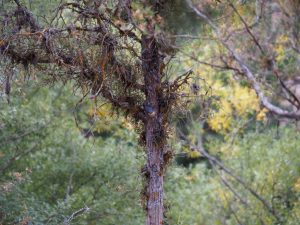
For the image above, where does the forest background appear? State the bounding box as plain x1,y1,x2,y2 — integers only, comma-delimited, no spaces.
1,0,300,224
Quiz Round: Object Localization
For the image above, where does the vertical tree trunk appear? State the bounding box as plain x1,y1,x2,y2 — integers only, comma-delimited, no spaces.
142,34,166,225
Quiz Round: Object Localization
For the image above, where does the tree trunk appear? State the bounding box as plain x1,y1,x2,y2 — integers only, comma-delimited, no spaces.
142,34,166,225
145,122,165,225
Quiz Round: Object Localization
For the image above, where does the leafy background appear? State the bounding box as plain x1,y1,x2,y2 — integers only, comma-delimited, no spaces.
1,0,300,224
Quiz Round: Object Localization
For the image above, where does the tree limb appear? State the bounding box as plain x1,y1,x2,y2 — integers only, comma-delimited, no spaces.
187,0,300,119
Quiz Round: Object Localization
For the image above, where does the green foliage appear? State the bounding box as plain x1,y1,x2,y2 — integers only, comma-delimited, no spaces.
0,81,144,225
166,127,300,225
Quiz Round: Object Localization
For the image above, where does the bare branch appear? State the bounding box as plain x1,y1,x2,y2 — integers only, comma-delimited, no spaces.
187,0,300,119
64,206,90,225
226,0,264,54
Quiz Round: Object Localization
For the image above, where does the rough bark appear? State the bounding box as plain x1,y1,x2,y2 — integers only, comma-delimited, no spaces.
142,34,166,225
